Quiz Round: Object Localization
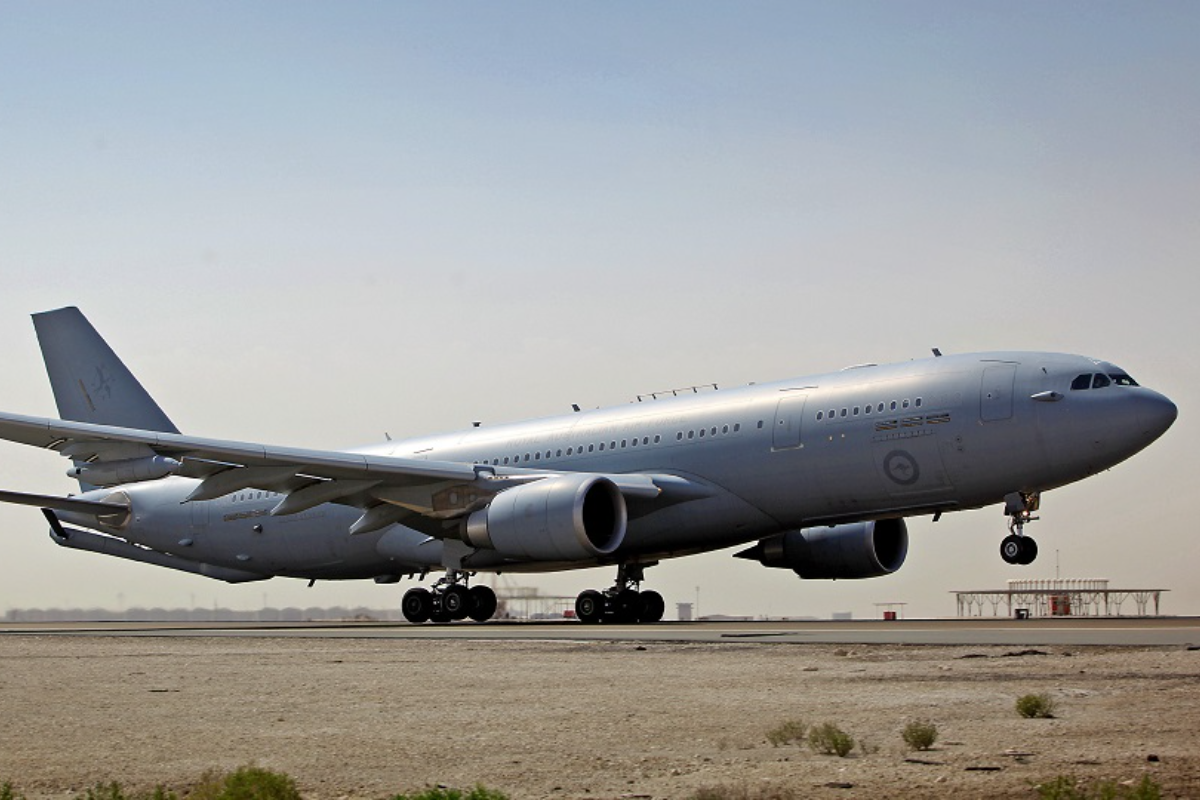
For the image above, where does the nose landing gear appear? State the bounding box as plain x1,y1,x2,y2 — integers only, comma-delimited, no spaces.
1000,491,1040,566
401,571,498,624
575,563,665,624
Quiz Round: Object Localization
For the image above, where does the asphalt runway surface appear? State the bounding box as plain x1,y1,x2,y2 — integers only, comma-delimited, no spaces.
2,616,1198,646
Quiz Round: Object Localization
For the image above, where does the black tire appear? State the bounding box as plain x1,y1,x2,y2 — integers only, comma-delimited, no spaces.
442,584,471,620
1018,536,1039,565
429,604,452,624
637,590,665,623
575,589,606,624
401,587,433,624
612,588,641,623
468,585,498,622
1000,535,1023,564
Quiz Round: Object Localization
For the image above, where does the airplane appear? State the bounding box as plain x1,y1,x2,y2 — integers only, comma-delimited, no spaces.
0,307,1178,624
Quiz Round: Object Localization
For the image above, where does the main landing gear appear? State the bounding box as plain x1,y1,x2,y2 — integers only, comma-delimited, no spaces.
401,571,498,624
575,563,665,624
1000,491,1040,566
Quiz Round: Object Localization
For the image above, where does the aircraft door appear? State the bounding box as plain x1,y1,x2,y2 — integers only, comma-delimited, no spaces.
981,365,1017,422
190,499,209,533
772,393,808,450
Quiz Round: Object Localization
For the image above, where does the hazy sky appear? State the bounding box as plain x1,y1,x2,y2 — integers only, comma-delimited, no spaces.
1,2,1197,619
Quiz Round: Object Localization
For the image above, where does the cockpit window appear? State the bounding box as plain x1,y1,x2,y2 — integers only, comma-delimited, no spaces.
1072,372,1139,391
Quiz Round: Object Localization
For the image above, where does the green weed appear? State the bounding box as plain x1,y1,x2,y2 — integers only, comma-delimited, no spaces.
901,719,939,751
1035,774,1161,800
764,719,807,747
807,722,855,757
1017,693,1057,719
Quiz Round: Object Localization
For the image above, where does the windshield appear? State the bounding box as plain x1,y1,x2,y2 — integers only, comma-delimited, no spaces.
1070,372,1140,390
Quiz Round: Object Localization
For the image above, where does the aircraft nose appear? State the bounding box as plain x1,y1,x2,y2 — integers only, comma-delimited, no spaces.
1137,390,1178,442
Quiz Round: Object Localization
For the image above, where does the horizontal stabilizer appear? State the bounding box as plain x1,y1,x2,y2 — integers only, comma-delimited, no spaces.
0,489,129,525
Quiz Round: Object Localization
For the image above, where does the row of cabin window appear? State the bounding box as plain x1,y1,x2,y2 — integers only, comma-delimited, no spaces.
675,422,744,441
815,398,923,422
478,420,752,466
481,434,664,466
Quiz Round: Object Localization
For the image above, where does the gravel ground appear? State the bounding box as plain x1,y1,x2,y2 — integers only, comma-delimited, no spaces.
1,636,1197,799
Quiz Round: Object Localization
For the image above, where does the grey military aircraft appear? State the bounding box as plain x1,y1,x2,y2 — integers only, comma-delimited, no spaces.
0,308,1178,623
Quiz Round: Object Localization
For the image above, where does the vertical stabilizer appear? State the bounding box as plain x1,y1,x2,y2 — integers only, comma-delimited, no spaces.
32,307,180,434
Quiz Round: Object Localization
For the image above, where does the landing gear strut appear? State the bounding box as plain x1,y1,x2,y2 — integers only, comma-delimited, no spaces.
575,563,665,624
1000,491,1040,566
401,571,498,624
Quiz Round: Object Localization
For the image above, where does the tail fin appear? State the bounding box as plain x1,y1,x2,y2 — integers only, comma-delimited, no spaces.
32,307,180,434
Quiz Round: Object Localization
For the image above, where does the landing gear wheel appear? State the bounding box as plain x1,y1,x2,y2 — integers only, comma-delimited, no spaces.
1017,536,1038,565
1000,535,1023,564
468,585,498,622
442,584,471,620
637,590,665,623
401,587,433,623
575,589,606,624
612,588,641,623
428,605,452,624
1001,535,1038,565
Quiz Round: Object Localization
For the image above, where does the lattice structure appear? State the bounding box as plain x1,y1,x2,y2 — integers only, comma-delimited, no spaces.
953,579,1167,618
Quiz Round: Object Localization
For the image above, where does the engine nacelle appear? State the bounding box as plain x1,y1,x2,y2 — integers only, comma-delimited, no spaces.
735,518,908,579
67,456,182,487
461,474,627,561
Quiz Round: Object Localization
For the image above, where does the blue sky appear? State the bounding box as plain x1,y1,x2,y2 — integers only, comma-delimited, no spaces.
1,2,1197,617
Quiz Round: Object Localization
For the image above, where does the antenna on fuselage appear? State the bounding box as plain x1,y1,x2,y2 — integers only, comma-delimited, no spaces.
571,404,581,412
932,348,943,357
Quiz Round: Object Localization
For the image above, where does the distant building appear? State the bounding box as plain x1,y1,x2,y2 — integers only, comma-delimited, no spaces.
953,578,1167,618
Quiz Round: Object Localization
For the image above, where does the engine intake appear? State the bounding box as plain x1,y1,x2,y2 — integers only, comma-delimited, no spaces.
735,518,908,579
462,474,627,561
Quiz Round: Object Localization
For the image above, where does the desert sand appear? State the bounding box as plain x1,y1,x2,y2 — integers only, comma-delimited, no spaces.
1,636,1197,799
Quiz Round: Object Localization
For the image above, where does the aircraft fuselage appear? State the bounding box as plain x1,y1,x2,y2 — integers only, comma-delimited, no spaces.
63,351,1176,581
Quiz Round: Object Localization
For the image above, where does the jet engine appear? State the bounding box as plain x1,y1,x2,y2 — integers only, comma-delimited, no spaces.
735,518,908,579
461,474,627,561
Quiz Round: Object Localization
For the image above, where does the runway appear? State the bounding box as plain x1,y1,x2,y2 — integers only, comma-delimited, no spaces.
2,616,1198,646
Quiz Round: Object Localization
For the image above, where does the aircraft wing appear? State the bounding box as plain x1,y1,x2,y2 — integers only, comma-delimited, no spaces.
0,411,476,482
0,411,701,536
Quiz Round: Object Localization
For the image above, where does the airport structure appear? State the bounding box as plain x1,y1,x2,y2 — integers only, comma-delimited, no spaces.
953,578,1167,618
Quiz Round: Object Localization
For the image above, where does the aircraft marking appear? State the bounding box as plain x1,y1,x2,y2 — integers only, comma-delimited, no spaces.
883,449,920,485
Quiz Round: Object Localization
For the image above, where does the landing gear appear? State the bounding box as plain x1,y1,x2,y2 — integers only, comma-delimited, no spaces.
574,563,665,624
400,586,433,623
468,584,498,622
401,573,498,624
1000,534,1038,565
1000,491,1041,566
575,589,606,624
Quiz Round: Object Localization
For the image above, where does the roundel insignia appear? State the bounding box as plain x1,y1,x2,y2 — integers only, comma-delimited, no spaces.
883,450,920,486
